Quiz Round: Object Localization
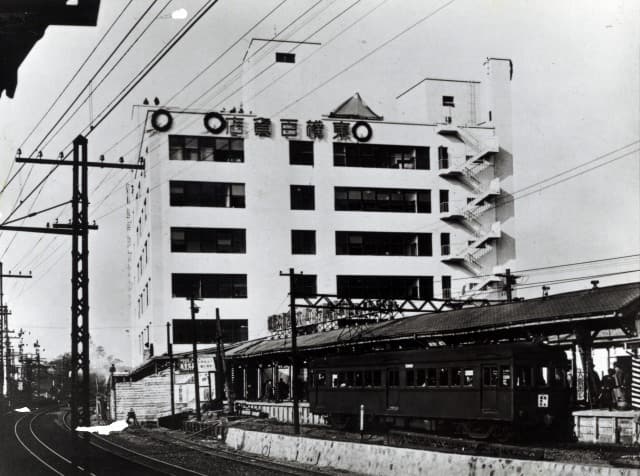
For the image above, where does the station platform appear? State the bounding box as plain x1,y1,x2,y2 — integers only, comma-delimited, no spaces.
573,409,640,444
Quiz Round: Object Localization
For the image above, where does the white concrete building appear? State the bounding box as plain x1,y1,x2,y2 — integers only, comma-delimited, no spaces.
127,54,515,365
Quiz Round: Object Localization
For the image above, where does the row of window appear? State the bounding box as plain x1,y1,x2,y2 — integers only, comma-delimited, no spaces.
169,181,441,214
168,135,461,171
169,136,244,162
167,227,456,259
313,365,566,389
170,274,444,299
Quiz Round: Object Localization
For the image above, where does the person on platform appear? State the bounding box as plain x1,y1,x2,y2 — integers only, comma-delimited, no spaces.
599,369,615,411
277,378,289,402
613,362,629,409
263,379,274,401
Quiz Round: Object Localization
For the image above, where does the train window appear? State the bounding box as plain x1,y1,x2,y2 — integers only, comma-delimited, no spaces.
483,367,498,386
426,368,437,386
315,371,326,387
406,369,415,386
355,371,363,387
536,366,550,387
552,368,566,388
417,369,426,386
346,371,355,387
364,371,373,387
439,367,449,386
463,369,474,386
500,366,511,387
373,370,382,386
452,367,462,386
388,369,400,387
337,372,346,387
515,366,532,387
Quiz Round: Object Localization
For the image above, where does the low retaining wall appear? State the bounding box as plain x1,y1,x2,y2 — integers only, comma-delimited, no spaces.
225,428,640,476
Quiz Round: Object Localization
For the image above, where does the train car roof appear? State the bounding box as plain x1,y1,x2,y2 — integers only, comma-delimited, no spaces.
308,343,567,368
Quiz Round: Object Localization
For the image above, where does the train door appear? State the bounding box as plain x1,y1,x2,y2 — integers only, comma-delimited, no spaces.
386,368,400,410
481,365,498,414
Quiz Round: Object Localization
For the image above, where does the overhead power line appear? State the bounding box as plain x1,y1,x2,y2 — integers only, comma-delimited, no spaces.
274,0,457,115
18,0,136,153
0,201,72,226
0,0,218,230
515,269,640,290
24,1,162,160
3,0,292,277
39,0,174,155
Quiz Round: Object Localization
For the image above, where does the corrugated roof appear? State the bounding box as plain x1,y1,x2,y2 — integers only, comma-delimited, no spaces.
227,282,640,359
328,92,383,120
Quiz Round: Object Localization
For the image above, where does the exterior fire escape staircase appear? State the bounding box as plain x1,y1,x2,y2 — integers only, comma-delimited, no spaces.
438,126,502,272
441,222,502,271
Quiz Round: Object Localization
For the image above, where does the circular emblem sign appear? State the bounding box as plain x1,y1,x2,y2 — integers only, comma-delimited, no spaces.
151,109,173,132
203,112,227,134
352,121,372,142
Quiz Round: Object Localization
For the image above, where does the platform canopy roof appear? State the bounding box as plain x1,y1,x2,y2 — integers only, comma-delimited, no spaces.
227,282,640,359
0,0,100,98
327,92,383,120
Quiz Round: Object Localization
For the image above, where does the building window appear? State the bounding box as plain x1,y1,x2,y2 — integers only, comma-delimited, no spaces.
171,274,247,298
290,185,315,210
291,230,316,254
440,233,450,256
442,96,455,107
336,231,431,256
169,136,244,162
275,52,295,63
333,143,429,169
171,227,246,253
438,146,449,169
170,181,245,208
335,187,430,213
292,274,317,296
439,190,449,213
337,275,434,299
442,275,451,299
289,141,314,166
217,319,249,343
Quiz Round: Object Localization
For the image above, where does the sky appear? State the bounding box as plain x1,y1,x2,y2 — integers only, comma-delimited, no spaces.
0,0,638,365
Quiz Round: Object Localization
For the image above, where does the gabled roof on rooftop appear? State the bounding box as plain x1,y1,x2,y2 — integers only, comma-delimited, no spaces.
328,92,383,120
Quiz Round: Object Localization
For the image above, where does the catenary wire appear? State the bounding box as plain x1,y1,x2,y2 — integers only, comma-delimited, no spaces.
18,0,136,153
3,0,294,278
0,0,215,228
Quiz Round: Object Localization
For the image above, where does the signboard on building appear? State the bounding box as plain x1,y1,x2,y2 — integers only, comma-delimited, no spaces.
179,356,216,372
172,318,249,344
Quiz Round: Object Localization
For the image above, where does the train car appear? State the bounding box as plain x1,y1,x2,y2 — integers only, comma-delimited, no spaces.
308,343,571,440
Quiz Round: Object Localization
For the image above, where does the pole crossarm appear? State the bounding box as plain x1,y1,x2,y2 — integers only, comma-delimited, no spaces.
16,157,145,170
0,225,76,235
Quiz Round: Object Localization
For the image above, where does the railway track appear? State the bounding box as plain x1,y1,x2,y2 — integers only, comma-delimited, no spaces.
61,411,340,475
13,407,94,475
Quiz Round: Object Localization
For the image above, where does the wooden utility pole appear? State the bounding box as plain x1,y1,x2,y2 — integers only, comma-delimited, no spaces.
279,268,300,435
215,308,233,414
189,293,202,421
0,263,31,405
496,268,520,302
